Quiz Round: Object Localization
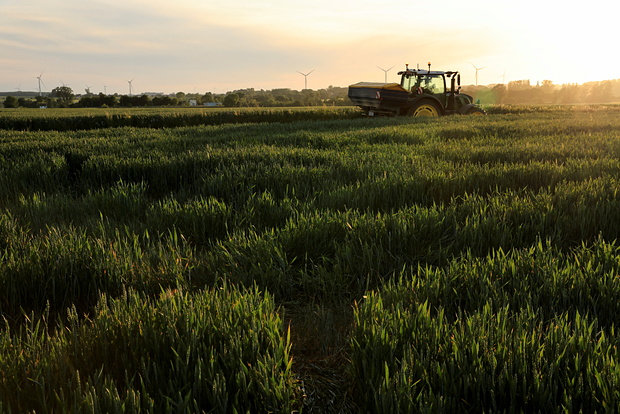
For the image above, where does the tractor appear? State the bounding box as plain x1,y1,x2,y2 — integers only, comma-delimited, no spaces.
348,63,485,117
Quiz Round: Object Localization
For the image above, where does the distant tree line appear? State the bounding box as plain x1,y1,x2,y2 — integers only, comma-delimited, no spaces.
463,79,620,105
218,87,349,107
2,85,350,108
4,80,618,109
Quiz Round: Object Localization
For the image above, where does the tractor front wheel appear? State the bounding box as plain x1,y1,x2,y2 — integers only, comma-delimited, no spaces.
467,107,486,115
409,101,441,117
458,104,486,115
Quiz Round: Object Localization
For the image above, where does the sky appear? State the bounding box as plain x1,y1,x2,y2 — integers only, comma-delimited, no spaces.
1,0,618,95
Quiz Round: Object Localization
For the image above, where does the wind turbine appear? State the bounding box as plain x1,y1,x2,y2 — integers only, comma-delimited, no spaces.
377,65,395,83
36,72,45,96
471,64,487,86
297,70,314,90
127,78,134,96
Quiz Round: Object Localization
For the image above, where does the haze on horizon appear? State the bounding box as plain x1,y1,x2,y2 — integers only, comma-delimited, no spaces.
1,0,618,95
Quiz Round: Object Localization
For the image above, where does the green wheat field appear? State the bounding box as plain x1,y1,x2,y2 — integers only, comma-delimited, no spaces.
2,105,620,413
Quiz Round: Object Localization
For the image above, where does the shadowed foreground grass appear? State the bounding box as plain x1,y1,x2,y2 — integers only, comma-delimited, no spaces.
0,286,298,413
2,106,620,412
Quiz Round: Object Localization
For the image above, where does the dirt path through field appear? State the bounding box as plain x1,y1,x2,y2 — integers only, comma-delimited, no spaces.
285,302,357,413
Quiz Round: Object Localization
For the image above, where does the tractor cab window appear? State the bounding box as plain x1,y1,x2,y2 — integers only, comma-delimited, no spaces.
402,74,445,94
418,75,445,94
401,75,416,92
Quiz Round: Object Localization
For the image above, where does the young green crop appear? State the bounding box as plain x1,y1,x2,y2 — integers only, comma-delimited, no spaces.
0,106,360,131
350,239,620,411
2,105,620,411
0,285,297,413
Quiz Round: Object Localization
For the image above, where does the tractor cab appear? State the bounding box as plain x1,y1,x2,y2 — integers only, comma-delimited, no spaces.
398,63,461,112
401,70,446,95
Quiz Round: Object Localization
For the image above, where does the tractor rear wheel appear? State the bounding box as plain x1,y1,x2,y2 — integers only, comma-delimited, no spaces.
409,101,441,117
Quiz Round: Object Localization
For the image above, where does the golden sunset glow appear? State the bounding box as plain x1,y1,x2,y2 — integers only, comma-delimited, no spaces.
0,0,617,93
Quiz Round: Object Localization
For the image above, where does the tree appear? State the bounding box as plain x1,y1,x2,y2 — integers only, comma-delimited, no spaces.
587,81,613,103
557,84,580,104
223,93,240,107
137,94,150,107
119,95,133,107
202,92,215,103
51,86,74,107
491,84,507,104
256,94,276,107
300,89,320,106
152,96,176,106
3,96,18,108
18,97,35,108
506,80,533,104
